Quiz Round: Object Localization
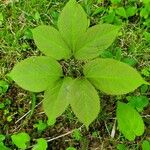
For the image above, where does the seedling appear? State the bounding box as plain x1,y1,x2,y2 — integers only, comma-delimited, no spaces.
32,138,48,150
33,120,47,132
0,80,9,95
9,0,149,141
11,132,30,149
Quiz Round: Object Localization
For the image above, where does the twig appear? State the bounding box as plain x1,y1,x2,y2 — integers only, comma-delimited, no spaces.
27,125,84,149
46,125,84,142
15,101,42,124
142,115,150,118
104,121,111,136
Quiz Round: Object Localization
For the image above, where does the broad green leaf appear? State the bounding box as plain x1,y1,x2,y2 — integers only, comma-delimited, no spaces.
75,24,120,60
32,25,70,60
32,138,48,150
69,79,100,128
43,77,73,122
84,58,147,95
9,56,62,92
142,140,150,150
58,0,88,51
11,132,30,149
117,102,144,141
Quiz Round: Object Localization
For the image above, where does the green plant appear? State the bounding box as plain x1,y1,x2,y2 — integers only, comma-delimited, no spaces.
142,140,150,150
0,134,10,150
11,132,30,149
32,138,48,150
127,96,149,112
117,144,127,150
72,129,82,141
33,120,47,132
0,12,3,26
117,102,144,141
9,0,149,141
0,80,9,95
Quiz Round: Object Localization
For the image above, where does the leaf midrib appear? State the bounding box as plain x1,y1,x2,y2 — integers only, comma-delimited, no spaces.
77,26,118,52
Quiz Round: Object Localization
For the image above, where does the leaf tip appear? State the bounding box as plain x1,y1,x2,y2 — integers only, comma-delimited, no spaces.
47,118,56,126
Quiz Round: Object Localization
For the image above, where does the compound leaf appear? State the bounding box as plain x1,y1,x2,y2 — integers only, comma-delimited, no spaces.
75,24,120,60
84,58,147,95
43,77,73,123
58,0,88,51
70,79,100,128
117,102,144,141
9,56,62,92
32,25,70,60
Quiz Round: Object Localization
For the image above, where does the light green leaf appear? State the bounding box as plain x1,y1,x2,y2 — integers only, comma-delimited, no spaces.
140,7,149,19
0,80,9,94
127,96,149,112
142,0,150,4
43,77,73,122
70,79,100,128
0,13,4,22
32,25,70,60
32,138,48,150
116,7,127,18
126,7,137,17
75,24,120,60
33,120,47,132
0,135,5,142
117,102,144,141
9,56,62,92
58,0,88,51
142,140,150,150
84,58,147,95
0,142,10,150
11,132,30,149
